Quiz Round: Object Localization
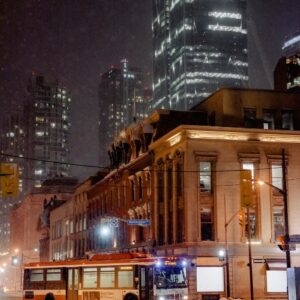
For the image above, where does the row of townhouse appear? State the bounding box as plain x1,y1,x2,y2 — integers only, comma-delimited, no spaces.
10,88,300,299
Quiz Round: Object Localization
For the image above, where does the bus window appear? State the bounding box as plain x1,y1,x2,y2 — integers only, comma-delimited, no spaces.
46,269,61,281
74,269,79,289
30,269,44,282
140,267,146,288
83,268,97,288
118,266,133,288
99,267,115,288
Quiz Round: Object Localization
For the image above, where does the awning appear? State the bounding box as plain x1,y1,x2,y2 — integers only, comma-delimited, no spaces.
265,258,287,270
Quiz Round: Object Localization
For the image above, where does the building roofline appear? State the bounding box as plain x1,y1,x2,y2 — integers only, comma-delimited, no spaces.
149,124,300,150
190,87,300,110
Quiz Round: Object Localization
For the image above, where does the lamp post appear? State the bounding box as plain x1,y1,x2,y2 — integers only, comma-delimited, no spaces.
224,199,242,298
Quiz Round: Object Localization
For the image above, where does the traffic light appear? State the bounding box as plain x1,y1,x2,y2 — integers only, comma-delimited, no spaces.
277,235,289,251
239,208,246,238
0,163,19,197
240,170,253,208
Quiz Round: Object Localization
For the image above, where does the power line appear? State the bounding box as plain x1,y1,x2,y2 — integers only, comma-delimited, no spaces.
0,152,108,170
0,152,283,174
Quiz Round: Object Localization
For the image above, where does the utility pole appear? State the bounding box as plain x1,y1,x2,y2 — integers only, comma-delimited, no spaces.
247,207,254,300
240,169,254,300
282,148,291,268
224,197,242,298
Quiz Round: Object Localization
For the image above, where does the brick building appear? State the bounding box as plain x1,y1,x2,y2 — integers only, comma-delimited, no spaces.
85,88,300,299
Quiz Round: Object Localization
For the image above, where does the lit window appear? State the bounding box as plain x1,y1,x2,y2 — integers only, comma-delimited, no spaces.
30,269,44,282
35,131,44,137
83,268,97,288
263,110,275,129
282,110,294,130
34,169,43,175
199,162,212,192
273,207,284,240
118,269,133,288
266,270,287,293
100,267,115,288
46,269,61,281
271,164,283,190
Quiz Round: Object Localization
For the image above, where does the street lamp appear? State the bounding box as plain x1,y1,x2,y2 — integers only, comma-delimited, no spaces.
224,204,242,298
218,249,226,261
100,225,110,237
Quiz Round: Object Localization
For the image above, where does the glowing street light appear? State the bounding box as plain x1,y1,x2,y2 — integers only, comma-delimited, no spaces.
100,225,110,237
218,249,225,261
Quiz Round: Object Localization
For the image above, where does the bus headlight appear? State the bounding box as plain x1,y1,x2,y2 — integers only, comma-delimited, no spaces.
158,297,165,300
183,296,188,300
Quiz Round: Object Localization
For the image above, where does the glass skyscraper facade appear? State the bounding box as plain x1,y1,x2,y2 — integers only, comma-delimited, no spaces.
153,0,248,110
98,59,149,166
274,32,300,91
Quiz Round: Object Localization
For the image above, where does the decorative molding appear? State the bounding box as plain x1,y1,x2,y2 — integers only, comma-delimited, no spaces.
238,152,260,163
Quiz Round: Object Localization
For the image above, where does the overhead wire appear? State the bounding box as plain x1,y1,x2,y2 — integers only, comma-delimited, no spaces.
0,151,285,174
1,152,299,192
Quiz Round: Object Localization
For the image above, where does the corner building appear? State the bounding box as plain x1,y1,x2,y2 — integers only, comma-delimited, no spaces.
153,0,248,110
87,88,300,299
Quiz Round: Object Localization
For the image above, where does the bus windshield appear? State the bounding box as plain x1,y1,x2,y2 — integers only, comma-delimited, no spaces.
154,266,187,289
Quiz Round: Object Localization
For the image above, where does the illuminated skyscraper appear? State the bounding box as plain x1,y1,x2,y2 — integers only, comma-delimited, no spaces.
152,0,248,110
274,32,300,91
98,59,149,165
26,74,71,187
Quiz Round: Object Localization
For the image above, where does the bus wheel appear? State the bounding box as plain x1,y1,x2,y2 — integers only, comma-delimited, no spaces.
45,293,55,300
124,293,138,300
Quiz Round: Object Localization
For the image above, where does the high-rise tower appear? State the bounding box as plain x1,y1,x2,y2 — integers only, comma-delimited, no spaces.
0,73,71,252
26,74,71,187
98,60,149,166
274,32,300,91
152,0,248,110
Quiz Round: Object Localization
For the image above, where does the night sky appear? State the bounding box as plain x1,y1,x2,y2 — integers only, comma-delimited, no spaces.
0,0,299,179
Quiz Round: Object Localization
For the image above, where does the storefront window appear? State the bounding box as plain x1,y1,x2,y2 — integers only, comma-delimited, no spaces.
266,270,287,293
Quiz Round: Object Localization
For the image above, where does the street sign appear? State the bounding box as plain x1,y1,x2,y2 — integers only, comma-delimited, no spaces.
127,219,151,226
289,235,300,244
